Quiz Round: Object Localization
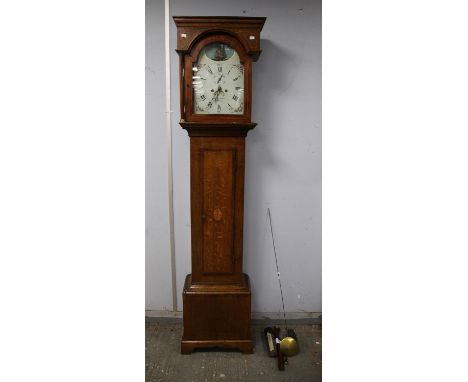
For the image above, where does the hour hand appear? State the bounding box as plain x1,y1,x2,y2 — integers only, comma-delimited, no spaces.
217,74,224,84
209,93,217,104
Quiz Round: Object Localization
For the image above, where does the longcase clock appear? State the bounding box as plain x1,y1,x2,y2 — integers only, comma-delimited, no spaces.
173,16,266,354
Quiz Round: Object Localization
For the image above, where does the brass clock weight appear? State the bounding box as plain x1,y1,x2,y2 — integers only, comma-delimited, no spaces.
263,208,300,370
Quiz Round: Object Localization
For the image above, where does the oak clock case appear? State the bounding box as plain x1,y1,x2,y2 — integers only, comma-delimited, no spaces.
173,16,266,355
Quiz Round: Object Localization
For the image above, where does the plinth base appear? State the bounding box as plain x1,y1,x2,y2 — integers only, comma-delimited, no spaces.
181,274,253,354
181,340,253,354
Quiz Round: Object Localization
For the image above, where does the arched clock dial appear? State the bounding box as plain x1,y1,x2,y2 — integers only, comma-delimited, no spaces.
193,42,244,115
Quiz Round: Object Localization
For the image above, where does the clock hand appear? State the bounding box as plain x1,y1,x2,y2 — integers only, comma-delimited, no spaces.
209,93,218,104
213,85,224,101
217,74,224,84
215,86,224,102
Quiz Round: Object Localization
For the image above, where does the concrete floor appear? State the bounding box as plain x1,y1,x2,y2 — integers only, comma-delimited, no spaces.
145,322,322,381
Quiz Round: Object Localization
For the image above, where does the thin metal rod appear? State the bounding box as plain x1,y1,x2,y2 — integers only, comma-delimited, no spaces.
165,0,177,312
267,208,288,330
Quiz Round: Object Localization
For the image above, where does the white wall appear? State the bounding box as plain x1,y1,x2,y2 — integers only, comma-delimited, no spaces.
145,0,173,310
146,0,321,313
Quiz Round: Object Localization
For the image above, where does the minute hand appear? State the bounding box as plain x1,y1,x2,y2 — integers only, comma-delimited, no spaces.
217,74,224,84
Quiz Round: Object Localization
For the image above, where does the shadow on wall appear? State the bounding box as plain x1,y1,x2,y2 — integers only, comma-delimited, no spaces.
250,38,303,150
249,38,302,163
256,39,303,98
244,38,302,311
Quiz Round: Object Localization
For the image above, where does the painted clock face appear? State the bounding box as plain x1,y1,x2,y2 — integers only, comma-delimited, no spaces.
192,42,244,115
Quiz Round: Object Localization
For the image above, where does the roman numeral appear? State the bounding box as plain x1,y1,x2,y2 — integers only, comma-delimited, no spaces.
200,94,206,100
232,95,238,101
233,76,239,81
217,65,222,73
207,66,213,74
217,104,221,112
207,101,213,108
